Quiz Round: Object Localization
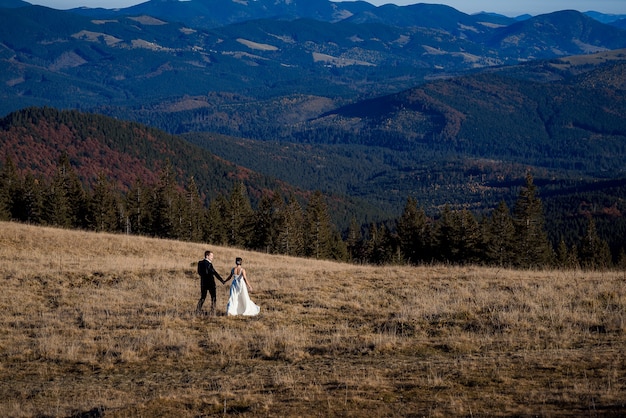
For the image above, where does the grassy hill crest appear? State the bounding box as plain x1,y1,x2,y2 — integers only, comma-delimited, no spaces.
0,220,624,416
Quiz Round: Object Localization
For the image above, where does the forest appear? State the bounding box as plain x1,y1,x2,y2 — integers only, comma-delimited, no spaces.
1,154,622,270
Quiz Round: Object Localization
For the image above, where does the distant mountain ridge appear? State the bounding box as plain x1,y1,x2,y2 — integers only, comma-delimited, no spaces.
0,0,29,7
65,0,626,28
69,0,376,28
1,1,625,119
488,10,626,58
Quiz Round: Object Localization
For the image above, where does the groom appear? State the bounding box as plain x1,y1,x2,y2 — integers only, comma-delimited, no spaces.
196,250,225,316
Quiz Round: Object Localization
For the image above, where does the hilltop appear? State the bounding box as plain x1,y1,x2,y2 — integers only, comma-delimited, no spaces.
0,220,624,416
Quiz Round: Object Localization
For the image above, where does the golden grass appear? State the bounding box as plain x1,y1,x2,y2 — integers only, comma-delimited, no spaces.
0,221,624,417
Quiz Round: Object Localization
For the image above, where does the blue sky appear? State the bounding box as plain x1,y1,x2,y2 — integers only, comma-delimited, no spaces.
27,0,626,17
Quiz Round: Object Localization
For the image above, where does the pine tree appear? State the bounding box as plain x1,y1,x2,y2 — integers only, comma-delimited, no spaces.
434,204,458,263
149,160,178,238
15,173,44,224
269,190,286,251
45,162,71,228
484,200,516,267
304,190,334,259
206,194,229,245
179,176,204,242
0,157,19,221
617,248,626,270
396,197,430,264
251,190,284,253
63,158,88,229
579,217,612,270
124,179,150,235
277,194,305,257
569,244,580,269
362,222,378,264
512,172,554,268
42,154,88,228
457,209,481,264
89,172,119,232
346,217,365,263
226,183,255,247
364,222,396,265
329,231,349,262
556,238,569,269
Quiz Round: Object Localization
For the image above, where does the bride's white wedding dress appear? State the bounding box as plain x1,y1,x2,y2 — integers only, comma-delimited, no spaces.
226,269,260,316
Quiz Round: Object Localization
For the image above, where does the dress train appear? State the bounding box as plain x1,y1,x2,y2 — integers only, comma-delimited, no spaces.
226,271,260,316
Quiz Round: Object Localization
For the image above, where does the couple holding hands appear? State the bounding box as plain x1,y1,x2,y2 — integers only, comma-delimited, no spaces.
195,251,260,317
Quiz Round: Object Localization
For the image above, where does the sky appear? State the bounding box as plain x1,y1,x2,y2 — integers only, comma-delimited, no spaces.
25,0,626,17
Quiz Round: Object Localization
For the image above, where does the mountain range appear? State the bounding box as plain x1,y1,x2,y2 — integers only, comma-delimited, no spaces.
1,0,626,245
2,0,625,116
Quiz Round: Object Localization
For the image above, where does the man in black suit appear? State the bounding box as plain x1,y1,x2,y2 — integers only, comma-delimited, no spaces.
196,250,225,316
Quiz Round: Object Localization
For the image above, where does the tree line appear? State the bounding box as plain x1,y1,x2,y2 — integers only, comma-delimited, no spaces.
1,155,622,270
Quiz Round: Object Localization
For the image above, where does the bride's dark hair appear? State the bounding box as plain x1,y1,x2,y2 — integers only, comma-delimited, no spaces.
235,257,242,265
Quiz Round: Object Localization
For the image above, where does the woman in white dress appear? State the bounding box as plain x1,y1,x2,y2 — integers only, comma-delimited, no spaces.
224,257,260,316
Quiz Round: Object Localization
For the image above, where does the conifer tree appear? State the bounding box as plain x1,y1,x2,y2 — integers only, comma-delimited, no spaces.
45,160,72,228
89,173,119,232
206,194,229,245
277,194,305,257
396,197,430,264
64,160,88,229
304,190,334,259
457,209,481,264
364,222,395,265
556,238,569,269
329,231,349,262
124,179,150,235
346,217,365,263
269,190,286,251
0,157,19,221
251,190,283,253
14,173,44,224
579,217,612,270
617,248,626,270
179,176,204,242
362,222,378,264
569,244,580,269
512,172,553,268
226,183,255,247
150,160,178,238
484,200,516,267
43,153,88,229
434,204,458,263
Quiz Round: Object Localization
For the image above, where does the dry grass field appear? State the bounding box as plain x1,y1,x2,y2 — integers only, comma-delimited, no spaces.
0,221,625,417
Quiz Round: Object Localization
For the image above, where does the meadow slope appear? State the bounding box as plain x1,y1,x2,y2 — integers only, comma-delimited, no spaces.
0,221,624,417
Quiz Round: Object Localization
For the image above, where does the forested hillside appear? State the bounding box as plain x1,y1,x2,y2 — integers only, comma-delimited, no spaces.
0,106,382,232
1,107,624,269
0,107,288,199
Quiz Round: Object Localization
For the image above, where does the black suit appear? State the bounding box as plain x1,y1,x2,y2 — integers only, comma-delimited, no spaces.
196,258,224,314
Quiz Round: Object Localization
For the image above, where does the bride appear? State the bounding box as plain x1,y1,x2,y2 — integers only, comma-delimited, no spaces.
224,257,260,316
